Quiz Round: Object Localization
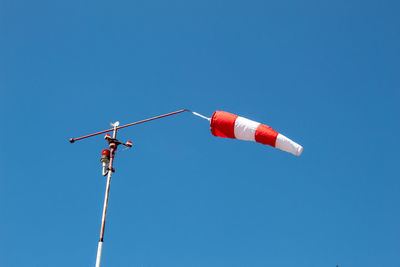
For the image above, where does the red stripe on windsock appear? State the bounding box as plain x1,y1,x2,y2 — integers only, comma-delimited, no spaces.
210,111,238,139
255,124,279,147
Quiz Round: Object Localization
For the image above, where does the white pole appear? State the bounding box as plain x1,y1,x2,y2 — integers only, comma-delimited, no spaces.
95,239,103,267
95,168,113,267
95,125,117,267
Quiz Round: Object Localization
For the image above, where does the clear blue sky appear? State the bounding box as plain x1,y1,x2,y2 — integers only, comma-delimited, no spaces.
1,1,399,266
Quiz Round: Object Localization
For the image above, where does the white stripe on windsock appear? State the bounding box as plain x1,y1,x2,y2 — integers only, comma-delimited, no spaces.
275,134,303,156
234,116,260,141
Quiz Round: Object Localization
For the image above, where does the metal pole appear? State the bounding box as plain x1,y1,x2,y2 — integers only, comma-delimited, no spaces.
69,111,190,265
95,126,117,267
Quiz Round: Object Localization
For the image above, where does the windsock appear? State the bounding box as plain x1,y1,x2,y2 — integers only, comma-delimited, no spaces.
210,111,303,156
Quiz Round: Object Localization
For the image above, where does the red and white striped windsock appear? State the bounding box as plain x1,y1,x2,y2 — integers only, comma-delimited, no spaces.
210,111,303,156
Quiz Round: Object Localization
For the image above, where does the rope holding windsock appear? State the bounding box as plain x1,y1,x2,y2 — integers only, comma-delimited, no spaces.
207,111,303,156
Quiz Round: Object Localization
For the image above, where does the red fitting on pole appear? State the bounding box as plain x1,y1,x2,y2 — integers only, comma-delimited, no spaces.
125,140,133,147
100,149,110,164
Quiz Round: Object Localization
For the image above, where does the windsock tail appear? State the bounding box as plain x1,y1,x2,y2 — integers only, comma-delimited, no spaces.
275,134,303,156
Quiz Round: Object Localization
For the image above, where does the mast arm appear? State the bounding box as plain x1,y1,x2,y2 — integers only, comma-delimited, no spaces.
69,109,189,143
